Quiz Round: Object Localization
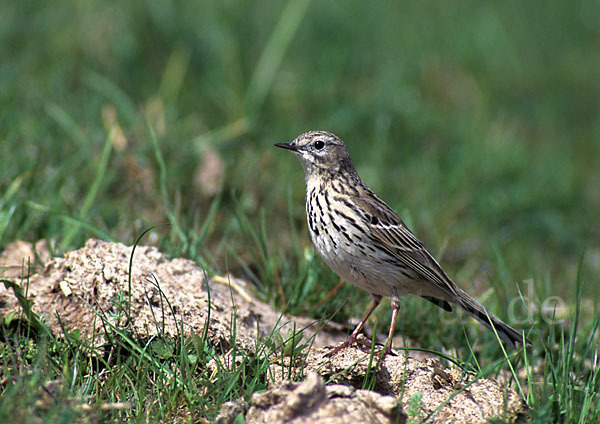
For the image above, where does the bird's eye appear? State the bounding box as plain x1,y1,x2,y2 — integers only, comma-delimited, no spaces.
314,140,325,150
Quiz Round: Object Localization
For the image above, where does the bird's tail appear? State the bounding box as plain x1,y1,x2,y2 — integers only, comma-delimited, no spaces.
455,288,531,349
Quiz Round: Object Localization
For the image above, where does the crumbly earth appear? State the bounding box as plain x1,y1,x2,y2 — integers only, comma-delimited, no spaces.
0,238,343,352
1,239,527,423
239,372,405,424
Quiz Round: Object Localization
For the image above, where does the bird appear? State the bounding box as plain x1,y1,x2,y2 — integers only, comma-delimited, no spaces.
275,130,531,355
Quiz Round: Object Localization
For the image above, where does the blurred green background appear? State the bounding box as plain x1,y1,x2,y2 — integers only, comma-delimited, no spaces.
2,1,600,421
2,0,599,304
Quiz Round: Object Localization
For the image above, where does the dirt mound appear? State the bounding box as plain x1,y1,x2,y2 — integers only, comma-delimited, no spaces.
1,239,527,423
0,239,340,351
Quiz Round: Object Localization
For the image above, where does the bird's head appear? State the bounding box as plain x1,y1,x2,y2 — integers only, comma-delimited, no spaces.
275,131,353,176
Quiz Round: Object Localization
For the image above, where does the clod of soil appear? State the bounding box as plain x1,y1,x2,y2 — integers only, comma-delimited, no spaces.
240,372,405,424
298,348,525,423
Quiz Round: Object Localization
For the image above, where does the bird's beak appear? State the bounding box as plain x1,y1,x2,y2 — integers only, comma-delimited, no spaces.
274,142,298,151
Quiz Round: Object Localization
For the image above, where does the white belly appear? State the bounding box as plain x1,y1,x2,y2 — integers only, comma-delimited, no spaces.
307,207,402,298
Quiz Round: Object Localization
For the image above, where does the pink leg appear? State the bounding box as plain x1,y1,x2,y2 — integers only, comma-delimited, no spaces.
383,298,401,355
329,295,381,355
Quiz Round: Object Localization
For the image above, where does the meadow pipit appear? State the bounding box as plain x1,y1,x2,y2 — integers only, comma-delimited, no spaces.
275,130,531,355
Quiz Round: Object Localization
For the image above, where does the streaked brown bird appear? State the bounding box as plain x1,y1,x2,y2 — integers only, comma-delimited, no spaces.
275,130,530,355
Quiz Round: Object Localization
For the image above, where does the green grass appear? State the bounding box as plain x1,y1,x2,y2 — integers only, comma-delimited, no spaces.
1,0,599,422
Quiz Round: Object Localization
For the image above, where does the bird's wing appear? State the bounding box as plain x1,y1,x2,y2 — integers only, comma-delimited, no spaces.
354,190,460,299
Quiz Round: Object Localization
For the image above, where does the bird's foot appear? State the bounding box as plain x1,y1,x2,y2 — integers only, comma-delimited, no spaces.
380,340,397,357
326,338,354,356
326,334,370,356
327,334,396,357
